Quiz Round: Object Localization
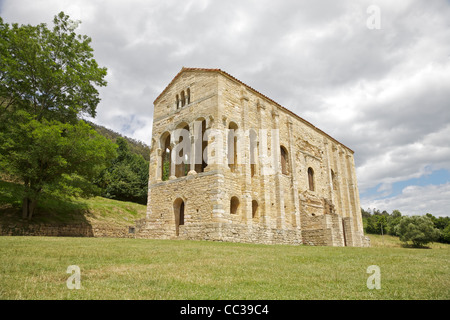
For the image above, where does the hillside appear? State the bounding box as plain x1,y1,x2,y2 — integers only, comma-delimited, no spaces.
0,180,147,227
87,121,151,161
0,120,150,225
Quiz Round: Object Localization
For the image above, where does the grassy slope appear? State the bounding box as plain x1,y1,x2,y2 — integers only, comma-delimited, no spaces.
0,180,146,227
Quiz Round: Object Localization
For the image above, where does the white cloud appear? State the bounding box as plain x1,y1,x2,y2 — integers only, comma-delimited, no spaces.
361,183,450,217
2,0,450,216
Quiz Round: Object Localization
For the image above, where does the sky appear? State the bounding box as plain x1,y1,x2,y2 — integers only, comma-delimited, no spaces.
1,0,450,217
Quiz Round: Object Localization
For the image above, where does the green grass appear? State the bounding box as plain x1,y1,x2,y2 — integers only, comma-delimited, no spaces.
0,235,449,300
1,180,449,300
367,233,450,249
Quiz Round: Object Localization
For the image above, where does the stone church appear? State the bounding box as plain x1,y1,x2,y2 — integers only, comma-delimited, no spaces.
136,67,368,247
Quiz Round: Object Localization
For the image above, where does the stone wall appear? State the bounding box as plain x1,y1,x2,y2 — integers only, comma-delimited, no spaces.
144,68,369,247
0,223,136,238
135,220,302,245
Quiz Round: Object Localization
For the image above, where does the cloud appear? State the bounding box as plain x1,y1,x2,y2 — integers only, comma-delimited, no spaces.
2,0,450,215
361,182,450,217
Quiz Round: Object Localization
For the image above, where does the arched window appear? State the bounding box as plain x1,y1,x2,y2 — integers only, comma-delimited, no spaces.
249,129,257,177
252,200,258,218
173,198,185,236
186,88,191,105
180,91,185,107
331,169,337,190
228,122,238,172
175,123,190,178
176,95,180,109
308,167,315,191
194,118,207,173
179,201,185,226
280,146,289,175
161,133,171,181
230,196,240,215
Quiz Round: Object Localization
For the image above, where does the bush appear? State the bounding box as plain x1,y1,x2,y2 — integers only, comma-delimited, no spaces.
396,216,441,247
441,224,450,244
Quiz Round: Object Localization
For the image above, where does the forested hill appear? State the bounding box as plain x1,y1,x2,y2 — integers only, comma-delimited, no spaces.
87,121,150,161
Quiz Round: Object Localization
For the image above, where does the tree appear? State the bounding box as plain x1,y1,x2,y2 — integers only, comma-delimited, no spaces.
0,112,116,219
425,213,450,243
0,12,107,123
88,121,151,161
96,137,149,204
365,214,388,235
386,209,402,236
361,208,371,219
396,216,441,248
442,224,450,244
0,12,113,220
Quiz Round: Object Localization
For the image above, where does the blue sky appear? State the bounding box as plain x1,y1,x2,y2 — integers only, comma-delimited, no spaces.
361,169,450,216
371,169,450,199
2,0,450,217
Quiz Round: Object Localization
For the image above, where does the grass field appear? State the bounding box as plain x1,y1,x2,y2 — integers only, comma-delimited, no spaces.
0,234,449,300
1,180,449,300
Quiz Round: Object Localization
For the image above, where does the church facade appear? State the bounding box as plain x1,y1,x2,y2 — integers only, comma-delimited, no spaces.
137,68,369,247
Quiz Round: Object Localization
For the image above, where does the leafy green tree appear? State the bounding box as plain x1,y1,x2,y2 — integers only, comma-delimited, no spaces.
425,213,450,230
396,215,441,247
0,12,113,220
365,214,388,235
88,121,151,161
386,209,402,236
0,112,116,220
0,12,106,122
361,208,371,219
441,224,450,244
96,137,149,204
372,209,382,216
425,213,450,243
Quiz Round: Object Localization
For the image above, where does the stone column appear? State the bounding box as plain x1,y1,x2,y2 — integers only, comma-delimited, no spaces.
323,139,334,203
287,120,301,229
338,147,351,217
169,140,176,180
272,109,285,229
204,116,222,172
146,187,152,219
155,148,162,182
146,149,153,219
331,144,344,216
188,120,199,175
257,102,272,229
240,89,252,224
350,155,364,234
346,153,363,240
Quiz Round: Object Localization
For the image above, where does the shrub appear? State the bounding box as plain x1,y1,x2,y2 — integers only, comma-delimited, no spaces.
396,216,441,248
441,224,450,244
